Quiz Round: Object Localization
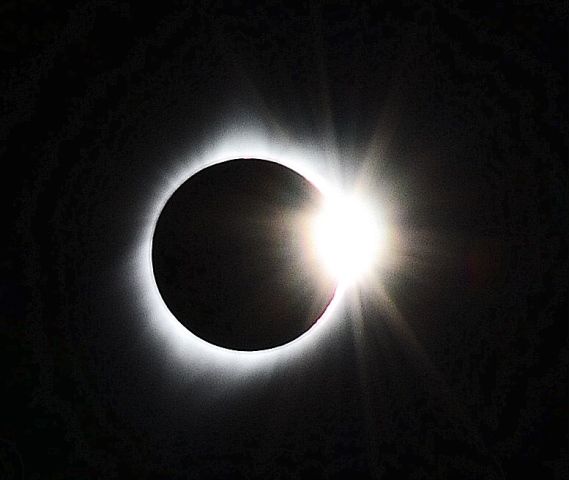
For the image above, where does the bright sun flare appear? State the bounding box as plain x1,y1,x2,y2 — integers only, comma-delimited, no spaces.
311,194,385,285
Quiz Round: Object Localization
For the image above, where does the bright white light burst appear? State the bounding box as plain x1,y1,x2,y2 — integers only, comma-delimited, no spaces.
311,194,385,286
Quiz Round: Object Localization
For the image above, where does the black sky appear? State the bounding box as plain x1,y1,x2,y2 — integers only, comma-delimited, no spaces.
1,2,567,479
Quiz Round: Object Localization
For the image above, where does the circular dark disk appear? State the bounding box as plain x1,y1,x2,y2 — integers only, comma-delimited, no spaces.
152,158,337,351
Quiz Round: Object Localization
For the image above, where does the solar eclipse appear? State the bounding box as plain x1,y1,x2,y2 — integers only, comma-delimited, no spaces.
8,5,562,476
151,156,386,351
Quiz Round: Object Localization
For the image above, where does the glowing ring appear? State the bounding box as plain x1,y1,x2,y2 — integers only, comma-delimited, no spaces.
129,130,350,380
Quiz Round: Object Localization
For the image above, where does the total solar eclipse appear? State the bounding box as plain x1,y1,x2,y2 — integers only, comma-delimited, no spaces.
152,158,339,351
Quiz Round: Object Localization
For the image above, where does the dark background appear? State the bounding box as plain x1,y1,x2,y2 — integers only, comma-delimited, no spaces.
1,2,567,478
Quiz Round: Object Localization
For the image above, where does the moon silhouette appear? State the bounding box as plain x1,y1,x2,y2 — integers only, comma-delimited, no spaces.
151,158,337,351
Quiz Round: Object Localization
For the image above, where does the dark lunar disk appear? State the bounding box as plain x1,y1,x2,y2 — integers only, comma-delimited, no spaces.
152,159,337,350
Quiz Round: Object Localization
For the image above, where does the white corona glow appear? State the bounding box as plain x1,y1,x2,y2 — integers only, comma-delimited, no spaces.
132,128,348,373
311,195,385,285
127,125,392,386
